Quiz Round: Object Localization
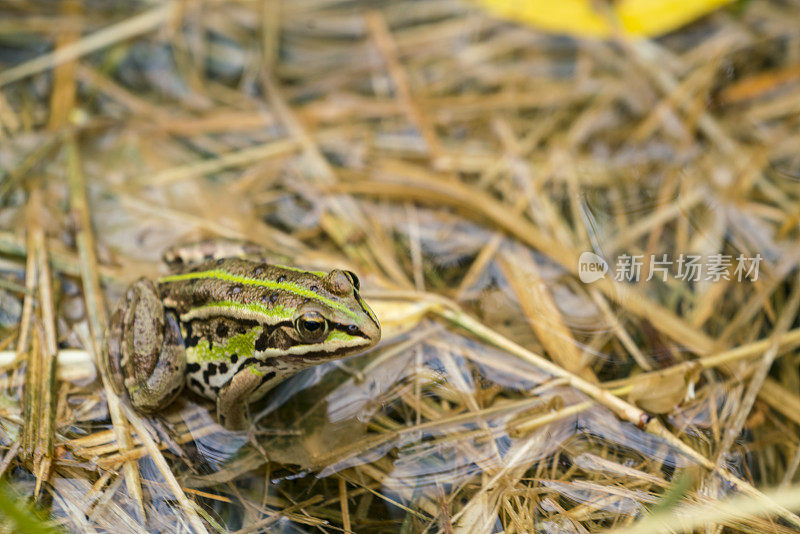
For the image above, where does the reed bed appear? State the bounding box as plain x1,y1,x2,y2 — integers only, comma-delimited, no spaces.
1,0,800,532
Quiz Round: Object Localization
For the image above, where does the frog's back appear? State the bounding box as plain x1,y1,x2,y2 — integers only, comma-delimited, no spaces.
157,258,328,318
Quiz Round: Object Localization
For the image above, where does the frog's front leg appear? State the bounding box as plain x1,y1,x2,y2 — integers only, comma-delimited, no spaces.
216,364,279,430
104,279,186,413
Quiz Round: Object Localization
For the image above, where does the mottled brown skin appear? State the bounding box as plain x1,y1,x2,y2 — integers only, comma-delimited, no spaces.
104,279,186,413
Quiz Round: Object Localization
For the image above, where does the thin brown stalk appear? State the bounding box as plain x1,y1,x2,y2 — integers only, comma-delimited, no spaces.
712,273,800,469
0,3,176,87
122,405,209,534
435,305,800,528
66,137,146,521
365,10,444,161
334,173,716,354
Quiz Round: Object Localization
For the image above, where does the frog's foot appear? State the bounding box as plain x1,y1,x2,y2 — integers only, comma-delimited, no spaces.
105,278,186,413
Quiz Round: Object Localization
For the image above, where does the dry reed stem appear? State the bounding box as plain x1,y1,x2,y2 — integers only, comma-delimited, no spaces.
713,274,800,468
334,174,715,352
365,10,445,161
604,327,800,390
121,405,209,534
498,247,596,381
66,137,146,521
436,305,800,528
19,194,58,498
0,440,21,480
13,217,38,371
47,0,80,131
609,483,800,534
139,138,300,186
0,3,176,87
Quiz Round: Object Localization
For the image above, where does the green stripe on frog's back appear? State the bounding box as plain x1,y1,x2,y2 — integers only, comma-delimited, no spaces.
158,267,359,320
179,300,294,324
273,264,327,277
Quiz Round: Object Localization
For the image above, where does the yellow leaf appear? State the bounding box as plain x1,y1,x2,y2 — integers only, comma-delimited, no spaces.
472,0,734,38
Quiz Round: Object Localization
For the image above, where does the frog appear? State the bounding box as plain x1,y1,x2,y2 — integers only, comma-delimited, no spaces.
102,241,381,430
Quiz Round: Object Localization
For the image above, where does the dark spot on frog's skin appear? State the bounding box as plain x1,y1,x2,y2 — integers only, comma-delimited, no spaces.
216,258,225,265
268,328,294,350
254,267,264,276
262,357,278,367
230,353,238,364
211,385,220,393
231,285,243,294
310,284,318,292
216,323,228,338
255,330,270,352
204,253,214,261
203,363,218,383
218,362,228,374
189,377,203,391
185,333,200,348
260,371,276,385
277,275,286,283
187,362,201,373
241,357,259,369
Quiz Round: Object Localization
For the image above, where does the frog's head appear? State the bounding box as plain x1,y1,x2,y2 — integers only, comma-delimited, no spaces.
288,269,381,361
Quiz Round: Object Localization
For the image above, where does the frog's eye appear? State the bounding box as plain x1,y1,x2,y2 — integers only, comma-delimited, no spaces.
294,311,329,342
343,270,360,291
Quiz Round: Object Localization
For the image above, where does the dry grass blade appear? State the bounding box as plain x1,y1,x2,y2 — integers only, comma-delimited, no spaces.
19,194,59,498
121,405,209,534
66,138,146,521
437,306,800,528
0,2,175,87
712,272,800,468
609,483,800,534
498,246,596,381
333,174,716,354
365,10,444,160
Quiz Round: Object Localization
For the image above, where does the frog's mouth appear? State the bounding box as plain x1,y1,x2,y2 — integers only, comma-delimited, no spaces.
355,293,381,332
